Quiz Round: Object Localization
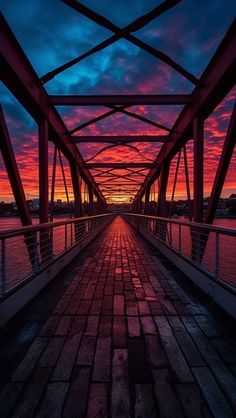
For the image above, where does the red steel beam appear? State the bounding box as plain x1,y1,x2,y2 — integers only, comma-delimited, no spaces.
86,163,154,169
71,135,170,143
157,161,170,216
0,13,105,204
193,117,204,223
70,161,84,217
50,94,191,106
46,1,197,85
0,105,32,226
205,102,236,224
70,105,129,134
107,105,171,132
134,20,236,202
38,119,49,223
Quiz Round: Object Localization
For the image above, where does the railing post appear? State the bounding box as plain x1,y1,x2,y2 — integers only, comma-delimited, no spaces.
169,222,172,247
1,238,7,296
215,232,220,278
178,224,181,254
32,233,40,274
65,224,68,250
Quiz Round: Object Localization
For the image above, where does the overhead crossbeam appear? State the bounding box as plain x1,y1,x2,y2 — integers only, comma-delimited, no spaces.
42,0,197,85
50,95,191,106
71,135,170,143
107,105,171,132
96,176,143,184
70,105,129,134
98,182,142,186
70,104,170,134
85,163,154,168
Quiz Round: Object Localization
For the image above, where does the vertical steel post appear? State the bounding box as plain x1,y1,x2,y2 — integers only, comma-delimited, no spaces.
157,161,170,241
50,145,57,222
88,186,94,215
157,160,170,217
39,119,49,223
192,117,204,261
144,185,151,215
205,103,236,224
169,150,181,217
39,119,49,262
183,145,192,220
193,117,204,223
70,162,84,241
70,162,84,218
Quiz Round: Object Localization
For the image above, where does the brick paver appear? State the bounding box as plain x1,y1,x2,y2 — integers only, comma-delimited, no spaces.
0,216,236,417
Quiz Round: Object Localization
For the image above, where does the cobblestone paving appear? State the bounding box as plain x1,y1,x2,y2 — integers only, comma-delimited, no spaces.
1,216,236,417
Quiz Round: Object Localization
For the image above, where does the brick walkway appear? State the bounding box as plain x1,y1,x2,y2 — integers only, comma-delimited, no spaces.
1,216,236,417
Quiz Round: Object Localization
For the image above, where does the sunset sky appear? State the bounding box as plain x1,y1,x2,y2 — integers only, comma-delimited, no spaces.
0,0,235,203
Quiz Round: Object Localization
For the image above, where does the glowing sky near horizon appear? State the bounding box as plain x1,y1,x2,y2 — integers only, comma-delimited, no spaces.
0,0,235,203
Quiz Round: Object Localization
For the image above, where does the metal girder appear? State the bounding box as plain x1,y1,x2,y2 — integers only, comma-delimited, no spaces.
97,182,143,186
50,94,191,106
0,13,105,203
96,176,143,184
86,163,154,169
134,19,236,202
70,161,84,217
94,170,146,179
44,0,197,85
71,135,170,143
157,160,170,216
70,105,129,134
205,102,236,224
107,105,171,131
193,117,204,223
0,105,32,226
38,119,49,224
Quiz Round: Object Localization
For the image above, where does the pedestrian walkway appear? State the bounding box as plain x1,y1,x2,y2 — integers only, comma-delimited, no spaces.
0,216,236,417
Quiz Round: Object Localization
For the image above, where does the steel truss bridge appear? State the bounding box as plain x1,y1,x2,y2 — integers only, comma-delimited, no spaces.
1,3,236,416
0,1,236,319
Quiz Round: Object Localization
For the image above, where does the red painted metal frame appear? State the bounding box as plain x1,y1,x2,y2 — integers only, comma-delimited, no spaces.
85,163,154,169
38,119,49,224
70,135,170,143
50,95,191,106
134,20,236,204
205,102,236,224
193,117,204,223
1,8,235,212
0,13,105,206
0,106,32,226
43,0,197,85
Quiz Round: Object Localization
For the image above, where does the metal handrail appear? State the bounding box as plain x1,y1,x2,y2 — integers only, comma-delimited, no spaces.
0,213,115,239
124,213,236,236
0,213,115,297
123,213,236,289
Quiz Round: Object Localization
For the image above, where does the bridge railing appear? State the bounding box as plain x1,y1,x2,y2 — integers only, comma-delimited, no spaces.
0,214,114,298
123,213,236,289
